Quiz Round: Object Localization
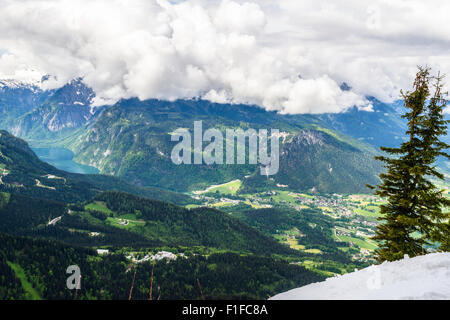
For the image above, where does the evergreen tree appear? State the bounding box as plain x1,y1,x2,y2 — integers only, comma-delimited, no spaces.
370,67,449,262
438,223,450,251
422,72,450,250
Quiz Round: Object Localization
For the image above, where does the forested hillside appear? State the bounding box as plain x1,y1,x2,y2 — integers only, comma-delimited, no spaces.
0,130,194,205
59,98,381,193
0,233,324,300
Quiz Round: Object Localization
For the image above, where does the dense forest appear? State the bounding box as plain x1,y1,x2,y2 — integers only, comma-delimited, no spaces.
0,189,299,255
0,233,323,300
94,191,298,255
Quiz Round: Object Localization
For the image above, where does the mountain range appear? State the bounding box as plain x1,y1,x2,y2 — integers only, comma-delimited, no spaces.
0,78,425,194
0,77,447,300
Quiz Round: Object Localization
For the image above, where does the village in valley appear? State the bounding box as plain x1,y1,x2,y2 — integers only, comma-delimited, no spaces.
188,179,388,263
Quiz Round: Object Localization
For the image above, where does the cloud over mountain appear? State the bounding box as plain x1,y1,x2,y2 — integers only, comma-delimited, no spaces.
0,0,449,113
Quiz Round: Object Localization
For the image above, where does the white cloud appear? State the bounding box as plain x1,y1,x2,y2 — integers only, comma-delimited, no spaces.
0,0,448,114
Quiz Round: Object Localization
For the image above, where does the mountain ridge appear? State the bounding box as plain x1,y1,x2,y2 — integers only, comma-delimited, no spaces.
56,98,382,193
2,78,445,193
0,130,194,205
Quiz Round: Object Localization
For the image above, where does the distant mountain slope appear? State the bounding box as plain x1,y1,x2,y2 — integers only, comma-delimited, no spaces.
0,79,53,128
10,78,103,141
316,98,408,148
62,98,266,191
315,98,449,174
0,130,194,205
271,253,450,300
5,78,442,191
242,129,381,193
61,98,381,193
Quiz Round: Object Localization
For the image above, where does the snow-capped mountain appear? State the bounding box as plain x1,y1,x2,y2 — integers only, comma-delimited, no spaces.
0,78,53,124
0,79,41,91
2,78,104,139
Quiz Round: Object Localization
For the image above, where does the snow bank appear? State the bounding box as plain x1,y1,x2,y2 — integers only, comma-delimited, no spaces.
271,253,450,300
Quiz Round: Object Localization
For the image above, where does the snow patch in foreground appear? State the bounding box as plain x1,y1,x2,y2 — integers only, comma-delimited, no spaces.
271,253,450,300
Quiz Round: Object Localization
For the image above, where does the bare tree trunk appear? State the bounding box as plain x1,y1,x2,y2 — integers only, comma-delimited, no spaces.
197,278,205,300
128,269,136,300
148,264,154,300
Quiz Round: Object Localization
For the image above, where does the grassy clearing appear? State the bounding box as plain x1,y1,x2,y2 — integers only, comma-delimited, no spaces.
277,228,310,251
354,207,381,218
286,237,305,250
119,213,140,220
204,179,242,195
185,204,201,209
304,248,322,254
301,260,316,269
334,235,377,251
6,261,41,300
300,260,335,277
270,191,297,204
106,217,145,229
85,201,114,214
243,200,267,209
210,202,234,208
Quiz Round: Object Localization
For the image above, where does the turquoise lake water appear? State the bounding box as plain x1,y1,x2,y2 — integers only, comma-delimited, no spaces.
32,147,99,174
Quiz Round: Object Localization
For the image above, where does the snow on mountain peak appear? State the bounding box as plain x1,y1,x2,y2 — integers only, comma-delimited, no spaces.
0,78,41,90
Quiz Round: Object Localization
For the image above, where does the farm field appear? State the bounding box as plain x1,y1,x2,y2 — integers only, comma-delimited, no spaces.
186,179,387,263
